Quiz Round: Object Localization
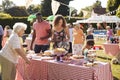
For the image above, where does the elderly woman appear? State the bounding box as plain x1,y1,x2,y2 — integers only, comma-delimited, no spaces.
0,22,30,80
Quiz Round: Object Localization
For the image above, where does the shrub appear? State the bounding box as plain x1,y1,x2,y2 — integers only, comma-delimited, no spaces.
0,12,12,18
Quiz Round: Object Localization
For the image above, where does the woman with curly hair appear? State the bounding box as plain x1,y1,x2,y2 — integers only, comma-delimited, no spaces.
51,15,70,50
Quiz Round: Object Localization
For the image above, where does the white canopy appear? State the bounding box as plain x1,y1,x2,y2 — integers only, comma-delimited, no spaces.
76,15,120,23
87,16,103,23
76,19,88,23
102,16,120,23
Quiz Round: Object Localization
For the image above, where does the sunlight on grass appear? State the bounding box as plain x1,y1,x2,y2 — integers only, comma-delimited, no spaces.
95,39,106,45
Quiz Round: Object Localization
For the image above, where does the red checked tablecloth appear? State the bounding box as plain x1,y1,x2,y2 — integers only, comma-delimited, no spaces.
47,61,93,80
93,62,113,80
16,59,48,80
103,43,120,56
16,59,113,80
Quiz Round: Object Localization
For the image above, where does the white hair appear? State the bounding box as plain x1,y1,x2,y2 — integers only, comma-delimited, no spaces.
13,22,27,33
106,26,111,29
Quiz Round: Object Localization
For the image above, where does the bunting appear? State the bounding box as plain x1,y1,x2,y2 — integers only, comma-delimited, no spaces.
69,7,75,20
51,0,75,20
25,0,33,9
51,0,60,15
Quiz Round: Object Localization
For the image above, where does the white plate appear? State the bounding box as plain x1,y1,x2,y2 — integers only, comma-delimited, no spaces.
41,57,53,60
32,56,41,59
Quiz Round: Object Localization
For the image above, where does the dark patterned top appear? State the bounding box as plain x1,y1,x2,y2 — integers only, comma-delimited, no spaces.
86,34,94,40
52,29,66,48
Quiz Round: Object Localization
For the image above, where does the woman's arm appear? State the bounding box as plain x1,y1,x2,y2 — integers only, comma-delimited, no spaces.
50,29,55,42
15,48,30,64
65,26,70,41
30,29,36,50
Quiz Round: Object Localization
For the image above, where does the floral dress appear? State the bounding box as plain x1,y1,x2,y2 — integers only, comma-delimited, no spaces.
53,29,66,48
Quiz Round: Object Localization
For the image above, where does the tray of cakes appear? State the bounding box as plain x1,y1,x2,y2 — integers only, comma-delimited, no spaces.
83,62,98,67
71,55,84,59
42,50,54,56
36,50,54,60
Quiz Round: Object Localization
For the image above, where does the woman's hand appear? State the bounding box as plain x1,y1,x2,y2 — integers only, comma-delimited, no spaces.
26,59,31,64
63,38,69,42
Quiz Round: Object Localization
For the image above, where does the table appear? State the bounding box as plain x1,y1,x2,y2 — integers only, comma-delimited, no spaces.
103,43,120,56
16,58,113,80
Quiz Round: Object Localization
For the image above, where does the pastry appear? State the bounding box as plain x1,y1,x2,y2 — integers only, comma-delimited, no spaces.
72,55,84,59
54,48,66,53
44,51,51,56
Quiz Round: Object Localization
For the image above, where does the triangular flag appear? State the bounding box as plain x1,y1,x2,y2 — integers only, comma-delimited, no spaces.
69,7,75,20
25,0,33,9
51,0,60,15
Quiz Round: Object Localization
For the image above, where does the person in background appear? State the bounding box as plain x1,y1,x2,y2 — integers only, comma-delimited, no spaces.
115,22,120,35
72,24,85,55
51,15,70,50
2,25,12,47
0,22,30,80
86,29,94,40
28,29,33,38
0,25,4,49
115,23,120,43
82,40,95,61
103,22,107,29
96,23,103,30
79,23,84,30
106,26,114,42
30,12,52,53
87,24,94,33
67,23,73,54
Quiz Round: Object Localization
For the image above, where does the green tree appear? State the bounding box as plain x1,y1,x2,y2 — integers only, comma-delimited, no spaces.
116,5,120,17
106,0,120,15
41,0,52,16
78,11,83,17
40,0,72,16
55,0,72,16
2,0,15,10
80,0,102,13
92,0,102,8
0,5,3,12
5,6,29,17
78,0,102,18
0,12,12,18
71,9,77,17
27,4,41,14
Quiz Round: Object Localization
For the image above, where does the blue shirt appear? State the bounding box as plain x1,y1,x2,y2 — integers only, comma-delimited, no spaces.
0,25,4,35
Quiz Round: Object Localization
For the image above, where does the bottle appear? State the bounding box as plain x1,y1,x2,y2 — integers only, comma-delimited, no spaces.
56,56,60,61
